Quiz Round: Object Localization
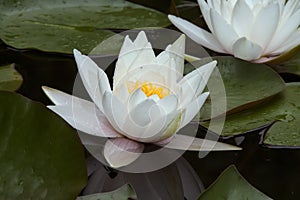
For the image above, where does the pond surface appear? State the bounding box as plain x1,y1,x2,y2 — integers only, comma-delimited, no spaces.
1,41,299,199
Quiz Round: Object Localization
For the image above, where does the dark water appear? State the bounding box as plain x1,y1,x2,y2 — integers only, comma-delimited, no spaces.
1,43,300,200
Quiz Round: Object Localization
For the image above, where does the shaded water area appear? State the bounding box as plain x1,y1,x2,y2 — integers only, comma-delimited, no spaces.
1,41,300,200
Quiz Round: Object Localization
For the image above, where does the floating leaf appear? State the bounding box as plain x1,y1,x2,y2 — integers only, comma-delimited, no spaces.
263,83,300,147
0,91,87,200
198,165,272,200
0,64,23,91
190,57,285,120
269,45,300,76
77,184,137,200
0,0,170,54
205,83,300,140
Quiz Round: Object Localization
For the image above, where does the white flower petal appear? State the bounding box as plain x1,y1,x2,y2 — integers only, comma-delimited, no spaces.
157,94,178,115
104,138,144,168
272,31,300,55
231,0,254,37
179,92,209,129
128,98,156,127
128,88,147,111
232,37,263,61
250,2,280,50
209,9,239,52
46,96,120,138
73,49,111,112
102,91,127,134
161,134,242,151
114,32,156,89
178,61,216,107
168,15,225,53
42,86,72,106
207,0,221,13
198,0,214,31
266,10,300,53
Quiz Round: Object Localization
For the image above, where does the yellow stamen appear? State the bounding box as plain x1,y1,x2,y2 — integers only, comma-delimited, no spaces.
127,81,169,99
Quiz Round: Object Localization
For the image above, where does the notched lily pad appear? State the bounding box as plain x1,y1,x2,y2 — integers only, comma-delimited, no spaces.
76,184,137,200
198,165,272,200
205,83,300,140
0,91,87,200
0,64,23,91
0,0,170,54
190,56,285,120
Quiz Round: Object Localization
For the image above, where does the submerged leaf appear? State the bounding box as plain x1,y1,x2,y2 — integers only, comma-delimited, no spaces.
0,0,170,54
0,91,87,200
198,165,272,200
0,64,23,91
77,184,137,200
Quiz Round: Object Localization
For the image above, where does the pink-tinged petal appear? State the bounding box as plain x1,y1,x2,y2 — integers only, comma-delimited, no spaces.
254,55,280,63
46,94,121,138
231,0,254,37
73,49,111,112
232,37,263,61
250,2,280,50
179,92,209,129
209,9,239,52
102,91,127,134
104,138,144,168
168,15,225,53
161,134,242,151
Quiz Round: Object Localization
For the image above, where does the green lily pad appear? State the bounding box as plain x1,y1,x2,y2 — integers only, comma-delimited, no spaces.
198,165,272,200
205,83,300,139
0,91,87,200
269,45,300,77
0,0,170,54
76,184,137,200
0,64,23,91
263,83,300,147
190,57,285,120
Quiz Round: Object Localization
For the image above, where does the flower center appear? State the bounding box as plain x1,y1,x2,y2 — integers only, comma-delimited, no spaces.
127,81,169,99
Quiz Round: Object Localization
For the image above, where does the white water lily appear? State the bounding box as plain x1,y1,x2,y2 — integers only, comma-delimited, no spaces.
169,0,300,62
43,31,240,168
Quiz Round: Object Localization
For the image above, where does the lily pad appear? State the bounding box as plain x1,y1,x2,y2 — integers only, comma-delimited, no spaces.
0,91,87,200
77,184,137,200
0,64,23,91
190,57,285,120
198,165,272,200
269,45,300,77
205,83,300,139
263,83,300,147
0,0,170,54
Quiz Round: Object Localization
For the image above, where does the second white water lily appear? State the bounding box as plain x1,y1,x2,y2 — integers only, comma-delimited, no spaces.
169,0,300,62
43,31,240,168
